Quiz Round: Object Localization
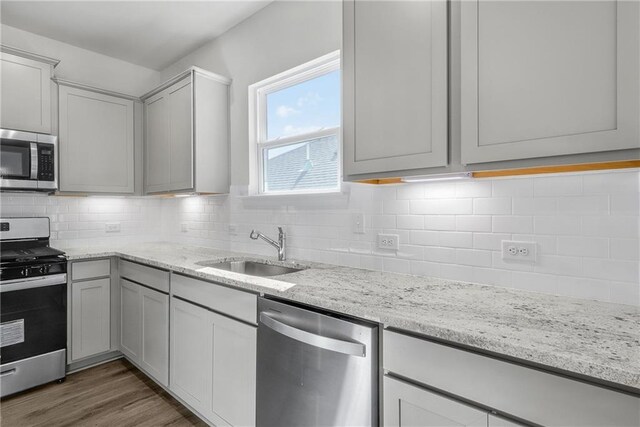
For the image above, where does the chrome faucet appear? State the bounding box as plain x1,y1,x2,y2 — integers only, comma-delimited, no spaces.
250,227,286,261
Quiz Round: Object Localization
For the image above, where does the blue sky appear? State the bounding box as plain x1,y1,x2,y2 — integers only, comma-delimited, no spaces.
266,69,340,141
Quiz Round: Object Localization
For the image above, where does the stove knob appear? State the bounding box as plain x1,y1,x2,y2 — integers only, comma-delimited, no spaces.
21,267,30,277
39,265,50,274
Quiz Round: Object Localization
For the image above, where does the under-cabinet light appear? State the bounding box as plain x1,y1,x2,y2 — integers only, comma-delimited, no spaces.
401,172,473,183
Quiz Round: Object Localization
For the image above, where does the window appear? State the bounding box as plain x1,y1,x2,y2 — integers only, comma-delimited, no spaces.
249,51,341,195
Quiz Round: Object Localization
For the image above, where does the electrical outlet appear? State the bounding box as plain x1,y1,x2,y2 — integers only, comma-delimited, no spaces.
352,213,365,234
377,233,399,250
105,222,120,233
502,240,536,262
181,223,189,233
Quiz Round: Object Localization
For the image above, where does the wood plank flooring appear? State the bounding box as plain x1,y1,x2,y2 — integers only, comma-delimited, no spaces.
0,359,207,427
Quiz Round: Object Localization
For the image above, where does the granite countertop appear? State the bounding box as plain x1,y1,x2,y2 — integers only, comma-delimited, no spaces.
62,242,640,392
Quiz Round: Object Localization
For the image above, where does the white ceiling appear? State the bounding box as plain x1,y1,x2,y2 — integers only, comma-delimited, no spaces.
0,1,273,70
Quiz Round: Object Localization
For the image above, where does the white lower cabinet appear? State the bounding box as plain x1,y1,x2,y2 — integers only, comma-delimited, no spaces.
383,330,640,427
71,278,111,361
384,376,488,427
119,278,169,386
170,296,257,427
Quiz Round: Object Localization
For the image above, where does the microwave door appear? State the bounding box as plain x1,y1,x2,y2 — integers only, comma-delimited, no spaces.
0,140,38,189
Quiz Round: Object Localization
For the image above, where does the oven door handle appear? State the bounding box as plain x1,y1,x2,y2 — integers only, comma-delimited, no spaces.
0,273,67,292
259,312,366,357
30,142,38,180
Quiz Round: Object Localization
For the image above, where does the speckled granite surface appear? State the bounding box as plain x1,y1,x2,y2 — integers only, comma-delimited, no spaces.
62,242,640,391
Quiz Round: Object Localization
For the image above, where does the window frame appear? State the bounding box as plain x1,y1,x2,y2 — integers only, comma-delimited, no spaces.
248,50,341,196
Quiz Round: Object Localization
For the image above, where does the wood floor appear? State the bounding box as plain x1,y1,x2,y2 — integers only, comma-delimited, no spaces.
0,359,207,427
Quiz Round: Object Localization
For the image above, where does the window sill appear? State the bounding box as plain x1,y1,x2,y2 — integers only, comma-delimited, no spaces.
239,189,350,208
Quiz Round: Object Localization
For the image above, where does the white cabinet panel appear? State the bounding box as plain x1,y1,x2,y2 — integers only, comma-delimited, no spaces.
72,259,110,281
139,286,169,386
143,69,230,194
384,376,488,427
145,91,171,193
488,414,525,427
58,85,134,193
170,296,213,414
210,311,256,427
120,278,141,361
343,0,448,176
461,0,640,164
71,278,111,360
168,79,193,191
0,52,52,134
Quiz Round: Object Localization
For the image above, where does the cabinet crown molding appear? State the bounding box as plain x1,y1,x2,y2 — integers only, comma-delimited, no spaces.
140,66,231,100
52,77,140,101
0,44,60,67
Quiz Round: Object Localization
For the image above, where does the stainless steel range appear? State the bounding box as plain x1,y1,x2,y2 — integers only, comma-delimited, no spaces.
0,217,67,398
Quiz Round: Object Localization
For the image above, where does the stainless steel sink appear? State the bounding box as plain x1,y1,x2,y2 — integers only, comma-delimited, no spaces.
201,260,304,277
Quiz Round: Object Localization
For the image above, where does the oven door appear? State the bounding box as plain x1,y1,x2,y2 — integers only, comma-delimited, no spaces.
0,274,67,365
0,133,38,190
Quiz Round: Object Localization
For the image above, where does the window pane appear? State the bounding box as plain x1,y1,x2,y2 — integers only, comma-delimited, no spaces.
263,135,339,192
266,69,340,141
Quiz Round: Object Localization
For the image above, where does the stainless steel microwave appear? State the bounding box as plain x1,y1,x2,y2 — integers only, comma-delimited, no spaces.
0,129,57,192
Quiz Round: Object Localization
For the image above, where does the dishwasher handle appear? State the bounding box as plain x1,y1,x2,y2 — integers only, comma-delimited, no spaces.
260,312,366,357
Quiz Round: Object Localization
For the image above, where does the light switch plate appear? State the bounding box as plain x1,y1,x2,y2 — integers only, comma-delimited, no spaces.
105,222,120,233
502,240,536,262
377,233,400,250
352,213,365,234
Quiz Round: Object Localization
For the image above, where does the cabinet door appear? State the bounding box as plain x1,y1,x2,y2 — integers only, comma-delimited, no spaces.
170,297,212,414
209,311,257,427
168,78,193,191
461,0,640,164
0,52,52,134
58,85,134,193
120,279,141,362
384,376,488,427
343,0,448,177
139,286,169,387
145,91,171,193
71,278,111,361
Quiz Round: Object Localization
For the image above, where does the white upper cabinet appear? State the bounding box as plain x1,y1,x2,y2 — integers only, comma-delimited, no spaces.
343,0,448,178
58,84,135,193
0,49,56,134
143,67,230,195
461,0,640,164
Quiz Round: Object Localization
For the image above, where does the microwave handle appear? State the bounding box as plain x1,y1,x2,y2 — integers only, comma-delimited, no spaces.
30,142,38,180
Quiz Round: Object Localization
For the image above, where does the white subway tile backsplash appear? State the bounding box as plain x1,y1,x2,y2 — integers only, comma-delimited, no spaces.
533,175,582,197
455,215,492,232
512,198,557,215
492,216,533,233
3,169,637,306
473,197,512,215
557,196,609,215
492,178,534,197
557,236,609,258
610,239,640,261
534,216,581,236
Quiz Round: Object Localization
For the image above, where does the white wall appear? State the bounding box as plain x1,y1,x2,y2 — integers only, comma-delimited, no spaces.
160,0,341,186
166,170,640,306
1,24,161,95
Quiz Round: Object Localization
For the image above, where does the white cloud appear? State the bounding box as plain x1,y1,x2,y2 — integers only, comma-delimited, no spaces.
276,105,299,118
297,91,323,108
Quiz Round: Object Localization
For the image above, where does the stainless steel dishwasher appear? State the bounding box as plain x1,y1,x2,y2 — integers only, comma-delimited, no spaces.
257,297,378,427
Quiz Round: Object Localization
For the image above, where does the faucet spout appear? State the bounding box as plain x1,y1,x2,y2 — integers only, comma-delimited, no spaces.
249,227,286,261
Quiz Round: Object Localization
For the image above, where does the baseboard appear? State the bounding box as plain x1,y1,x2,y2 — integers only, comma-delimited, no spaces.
66,351,123,374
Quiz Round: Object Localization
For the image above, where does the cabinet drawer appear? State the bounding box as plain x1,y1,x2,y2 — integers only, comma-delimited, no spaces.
119,259,169,293
171,273,257,324
72,259,111,281
383,330,639,427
